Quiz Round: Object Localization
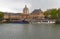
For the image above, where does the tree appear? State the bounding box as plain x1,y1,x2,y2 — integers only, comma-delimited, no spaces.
57,8,60,18
44,8,57,19
50,9,57,19
44,10,51,19
0,12,4,21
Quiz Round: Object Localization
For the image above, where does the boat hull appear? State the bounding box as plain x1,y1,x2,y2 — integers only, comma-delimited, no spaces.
9,20,29,24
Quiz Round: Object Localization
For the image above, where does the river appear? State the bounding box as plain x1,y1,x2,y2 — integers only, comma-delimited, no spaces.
0,23,60,39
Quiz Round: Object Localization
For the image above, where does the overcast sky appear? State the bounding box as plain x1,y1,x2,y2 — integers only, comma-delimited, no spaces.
0,0,60,13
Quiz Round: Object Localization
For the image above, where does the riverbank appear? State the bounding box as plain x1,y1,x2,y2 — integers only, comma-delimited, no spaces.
1,19,60,24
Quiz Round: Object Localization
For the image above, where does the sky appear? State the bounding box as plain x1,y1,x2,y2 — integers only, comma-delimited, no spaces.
0,0,60,13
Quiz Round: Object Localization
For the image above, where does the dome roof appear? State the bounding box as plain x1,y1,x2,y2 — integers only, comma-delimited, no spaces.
31,9,43,14
23,5,29,10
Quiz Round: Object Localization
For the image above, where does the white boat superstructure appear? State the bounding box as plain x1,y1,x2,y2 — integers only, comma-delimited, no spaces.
30,20,55,24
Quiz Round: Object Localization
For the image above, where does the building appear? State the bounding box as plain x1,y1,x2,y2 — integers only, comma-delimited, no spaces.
3,5,44,22
30,9,44,20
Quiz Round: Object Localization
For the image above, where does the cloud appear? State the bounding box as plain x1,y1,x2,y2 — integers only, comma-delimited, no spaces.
30,0,60,11
0,0,60,13
0,0,31,13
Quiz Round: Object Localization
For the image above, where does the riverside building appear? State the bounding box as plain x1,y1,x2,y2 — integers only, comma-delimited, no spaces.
3,5,44,22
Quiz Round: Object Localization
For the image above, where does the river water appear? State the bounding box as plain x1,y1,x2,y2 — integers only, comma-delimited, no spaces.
0,23,60,39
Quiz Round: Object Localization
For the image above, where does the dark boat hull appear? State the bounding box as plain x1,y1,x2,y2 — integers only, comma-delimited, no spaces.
10,20,29,24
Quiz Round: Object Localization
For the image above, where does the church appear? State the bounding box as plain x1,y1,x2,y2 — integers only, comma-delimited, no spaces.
3,5,44,22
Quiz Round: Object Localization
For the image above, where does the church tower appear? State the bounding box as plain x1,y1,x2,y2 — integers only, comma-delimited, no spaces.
23,5,29,14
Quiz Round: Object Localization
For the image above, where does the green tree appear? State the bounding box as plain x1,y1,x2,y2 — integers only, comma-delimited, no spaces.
57,8,60,18
44,10,51,19
44,8,57,19
50,9,57,19
0,12,4,21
